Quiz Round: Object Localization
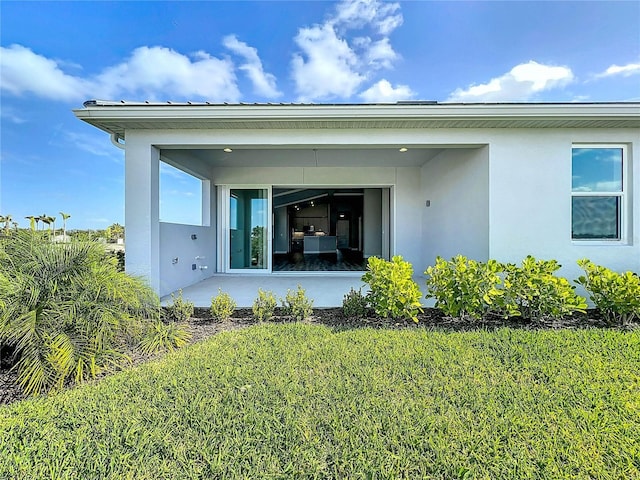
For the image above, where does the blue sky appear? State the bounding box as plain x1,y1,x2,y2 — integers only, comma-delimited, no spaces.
1,0,639,230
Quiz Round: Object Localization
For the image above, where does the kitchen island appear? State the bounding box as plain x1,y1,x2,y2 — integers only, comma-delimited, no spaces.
303,235,337,254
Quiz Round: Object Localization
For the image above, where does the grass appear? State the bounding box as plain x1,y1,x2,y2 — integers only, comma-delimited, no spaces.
0,323,639,479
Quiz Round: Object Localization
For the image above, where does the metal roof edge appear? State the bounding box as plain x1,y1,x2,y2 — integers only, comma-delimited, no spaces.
79,99,640,108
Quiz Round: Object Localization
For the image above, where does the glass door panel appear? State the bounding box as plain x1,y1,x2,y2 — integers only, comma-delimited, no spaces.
229,188,269,270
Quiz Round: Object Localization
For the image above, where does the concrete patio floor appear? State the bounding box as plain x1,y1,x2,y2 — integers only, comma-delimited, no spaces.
162,273,428,308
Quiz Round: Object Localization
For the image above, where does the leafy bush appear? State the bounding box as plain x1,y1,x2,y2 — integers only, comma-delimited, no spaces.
281,285,313,321
210,289,236,321
362,256,423,322
425,255,505,319
425,255,587,321
576,259,640,325
163,289,194,323
252,288,278,322
139,320,191,354
502,256,587,321
0,230,159,396
342,287,369,318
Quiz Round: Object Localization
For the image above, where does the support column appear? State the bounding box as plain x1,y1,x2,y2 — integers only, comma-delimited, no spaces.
125,136,160,293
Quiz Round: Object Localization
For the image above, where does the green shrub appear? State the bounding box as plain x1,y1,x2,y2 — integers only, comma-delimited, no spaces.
425,255,505,319
252,288,278,322
139,320,191,354
576,259,640,325
210,289,236,321
163,289,194,323
502,256,587,321
281,285,313,321
342,287,369,318
362,256,423,322
0,230,159,396
106,249,125,272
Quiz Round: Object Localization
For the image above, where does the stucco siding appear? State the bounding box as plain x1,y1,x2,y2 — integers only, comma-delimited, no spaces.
488,128,639,283
420,147,490,269
124,135,160,290
119,123,638,301
159,222,216,297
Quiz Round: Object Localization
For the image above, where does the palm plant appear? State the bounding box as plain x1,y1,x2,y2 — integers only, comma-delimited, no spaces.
106,223,125,243
0,231,160,395
37,214,48,231
46,216,56,238
59,212,71,237
0,214,11,231
39,216,51,236
25,216,36,231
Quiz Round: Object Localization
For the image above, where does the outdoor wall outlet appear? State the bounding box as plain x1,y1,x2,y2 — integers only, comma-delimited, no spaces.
192,264,197,270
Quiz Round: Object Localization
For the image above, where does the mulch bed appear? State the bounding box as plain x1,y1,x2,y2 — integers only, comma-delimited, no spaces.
0,308,633,407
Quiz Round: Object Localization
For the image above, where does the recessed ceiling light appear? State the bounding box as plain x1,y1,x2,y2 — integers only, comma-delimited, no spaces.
223,147,233,153
399,147,408,153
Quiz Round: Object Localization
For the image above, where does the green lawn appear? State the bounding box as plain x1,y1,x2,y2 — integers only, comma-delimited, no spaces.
1,323,638,479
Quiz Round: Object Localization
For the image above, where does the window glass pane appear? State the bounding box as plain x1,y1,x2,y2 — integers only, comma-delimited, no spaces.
229,189,268,269
571,196,620,239
572,148,622,192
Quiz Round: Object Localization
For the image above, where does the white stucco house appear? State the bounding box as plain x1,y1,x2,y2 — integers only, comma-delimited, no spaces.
74,101,639,305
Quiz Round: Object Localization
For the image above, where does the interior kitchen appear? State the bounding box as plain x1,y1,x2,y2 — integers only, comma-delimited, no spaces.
272,188,369,271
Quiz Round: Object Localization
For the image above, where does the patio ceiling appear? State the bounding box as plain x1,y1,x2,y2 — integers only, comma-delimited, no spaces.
160,146,451,168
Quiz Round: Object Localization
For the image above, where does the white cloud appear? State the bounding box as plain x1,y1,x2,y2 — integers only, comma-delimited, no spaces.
332,0,403,35
95,46,239,101
223,35,282,98
0,44,91,100
596,62,640,78
292,23,365,101
362,38,398,69
0,44,240,102
359,79,414,102
447,61,574,102
291,0,405,102
0,106,27,124
64,131,124,163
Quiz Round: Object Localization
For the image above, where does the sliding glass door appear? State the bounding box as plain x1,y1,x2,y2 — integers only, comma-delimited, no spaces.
227,188,270,272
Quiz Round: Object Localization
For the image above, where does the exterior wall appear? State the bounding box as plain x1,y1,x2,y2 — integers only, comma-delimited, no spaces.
122,126,638,300
420,147,490,269
125,131,217,296
124,135,160,290
159,222,216,297
488,128,639,284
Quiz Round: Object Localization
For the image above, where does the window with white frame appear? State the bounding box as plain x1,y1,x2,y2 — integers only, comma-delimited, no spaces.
571,145,625,240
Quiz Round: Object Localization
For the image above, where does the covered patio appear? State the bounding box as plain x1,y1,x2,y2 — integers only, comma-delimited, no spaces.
162,273,428,308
